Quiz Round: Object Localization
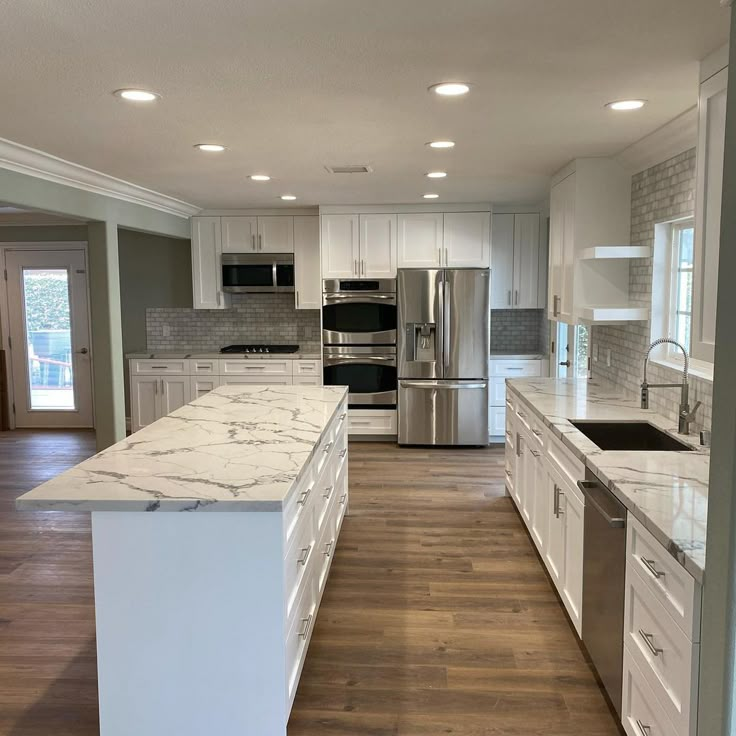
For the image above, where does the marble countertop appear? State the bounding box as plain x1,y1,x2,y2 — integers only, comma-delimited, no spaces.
506,378,708,582
16,385,347,513
127,351,322,360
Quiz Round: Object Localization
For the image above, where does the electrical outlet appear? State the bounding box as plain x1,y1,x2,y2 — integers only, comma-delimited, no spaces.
162,324,171,338
605,348,612,367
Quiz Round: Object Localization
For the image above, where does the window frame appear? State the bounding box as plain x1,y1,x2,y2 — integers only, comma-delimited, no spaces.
666,219,694,363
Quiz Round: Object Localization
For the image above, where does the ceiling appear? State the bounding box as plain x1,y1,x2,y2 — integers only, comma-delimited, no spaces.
0,1,729,210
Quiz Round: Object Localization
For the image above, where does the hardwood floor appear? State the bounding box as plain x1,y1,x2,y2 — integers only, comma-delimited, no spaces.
0,433,621,735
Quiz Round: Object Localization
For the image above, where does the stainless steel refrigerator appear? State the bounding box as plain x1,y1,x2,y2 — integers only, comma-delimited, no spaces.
397,268,490,446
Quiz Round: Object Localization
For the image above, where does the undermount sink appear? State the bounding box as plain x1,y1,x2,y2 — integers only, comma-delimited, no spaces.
570,421,693,452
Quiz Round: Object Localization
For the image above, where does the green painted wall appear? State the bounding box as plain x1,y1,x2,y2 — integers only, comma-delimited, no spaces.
0,225,88,242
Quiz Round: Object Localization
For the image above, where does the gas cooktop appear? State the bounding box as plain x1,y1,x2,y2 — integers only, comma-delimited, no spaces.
220,344,300,354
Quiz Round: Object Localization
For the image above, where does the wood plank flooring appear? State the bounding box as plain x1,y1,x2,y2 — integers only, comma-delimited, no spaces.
0,433,621,735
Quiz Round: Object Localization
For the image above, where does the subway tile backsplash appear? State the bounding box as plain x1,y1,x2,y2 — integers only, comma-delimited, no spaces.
146,294,321,353
591,148,713,434
491,309,548,354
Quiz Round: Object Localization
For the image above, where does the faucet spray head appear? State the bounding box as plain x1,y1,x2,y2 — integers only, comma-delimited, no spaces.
640,382,649,410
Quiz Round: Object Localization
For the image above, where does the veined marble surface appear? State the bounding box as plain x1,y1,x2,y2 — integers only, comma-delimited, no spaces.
127,351,322,360
16,385,347,513
507,378,708,582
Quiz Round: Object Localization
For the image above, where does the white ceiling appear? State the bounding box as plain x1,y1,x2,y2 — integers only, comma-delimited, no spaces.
0,1,728,210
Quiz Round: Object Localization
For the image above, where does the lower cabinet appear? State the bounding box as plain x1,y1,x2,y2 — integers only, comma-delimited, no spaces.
130,375,191,432
488,358,546,440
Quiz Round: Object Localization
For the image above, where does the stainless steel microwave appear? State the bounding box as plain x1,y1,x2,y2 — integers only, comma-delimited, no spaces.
222,253,295,293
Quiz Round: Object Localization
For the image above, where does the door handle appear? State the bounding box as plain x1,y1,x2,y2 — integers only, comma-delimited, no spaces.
251,234,256,251
258,234,263,251
443,277,450,369
559,360,571,367
75,348,89,355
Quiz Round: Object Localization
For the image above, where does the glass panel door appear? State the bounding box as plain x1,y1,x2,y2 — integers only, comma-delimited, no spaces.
552,322,589,379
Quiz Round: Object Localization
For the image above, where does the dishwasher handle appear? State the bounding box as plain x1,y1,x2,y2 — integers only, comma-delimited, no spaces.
577,480,626,528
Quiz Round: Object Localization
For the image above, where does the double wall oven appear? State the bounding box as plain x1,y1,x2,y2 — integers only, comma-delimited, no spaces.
322,279,397,409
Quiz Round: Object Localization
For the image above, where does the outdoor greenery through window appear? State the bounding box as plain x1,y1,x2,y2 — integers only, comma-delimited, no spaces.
670,220,694,355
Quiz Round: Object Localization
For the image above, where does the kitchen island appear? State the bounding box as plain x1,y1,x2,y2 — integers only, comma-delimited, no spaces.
17,384,349,736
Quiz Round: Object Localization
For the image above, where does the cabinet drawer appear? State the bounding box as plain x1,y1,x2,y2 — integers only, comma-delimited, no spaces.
490,376,507,406
627,516,701,639
622,647,678,736
220,376,291,386
546,431,585,498
284,507,317,621
220,359,293,376
131,359,189,375
292,375,321,386
283,465,316,544
335,459,349,535
285,573,317,706
528,413,546,448
625,565,698,736
294,360,321,376
314,455,339,536
489,359,542,377
315,513,337,602
190,359,218,375
349,409,397,435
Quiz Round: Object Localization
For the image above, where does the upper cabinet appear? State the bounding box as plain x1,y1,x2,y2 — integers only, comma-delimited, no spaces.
397,213,444,268
222,216,294,253
548,158,638,324
191,217,228,310
491,213,543,310
360,214,397,278
692,61,728,363
443,212,491,268
321,214,360,278
293,216,321,310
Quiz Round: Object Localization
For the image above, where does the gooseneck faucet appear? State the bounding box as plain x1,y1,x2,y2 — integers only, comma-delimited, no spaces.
641,338,701,435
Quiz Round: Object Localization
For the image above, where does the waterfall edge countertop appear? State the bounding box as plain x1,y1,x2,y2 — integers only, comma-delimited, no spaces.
507,378,709,581
16,385,348,513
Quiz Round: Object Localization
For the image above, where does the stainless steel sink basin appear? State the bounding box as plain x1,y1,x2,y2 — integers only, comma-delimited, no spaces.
570,421,693,452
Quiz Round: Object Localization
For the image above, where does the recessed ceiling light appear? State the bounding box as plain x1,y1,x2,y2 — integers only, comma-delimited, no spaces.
605,99,647,111
423,193,439,199
249,175,271,182
426,171,447,179
280,195,297,201
194,144,225,152
429,82,470,97
427,140,455,149
114,89,160,102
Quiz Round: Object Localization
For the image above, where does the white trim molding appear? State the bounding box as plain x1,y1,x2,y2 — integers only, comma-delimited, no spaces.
615,107,698,175
0,137,201,219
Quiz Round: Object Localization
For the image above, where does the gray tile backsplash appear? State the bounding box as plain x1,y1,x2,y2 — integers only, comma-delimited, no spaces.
146,294,321,353
591,148,713,434
490,309,548,354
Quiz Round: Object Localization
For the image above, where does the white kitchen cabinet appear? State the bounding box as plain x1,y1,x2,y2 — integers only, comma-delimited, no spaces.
560,482,584,635
491,214,515,308
548,173,575,322
530,452,549,553
544,469,565,589
161,376,191,416
130,376,160,431
443,212,490,268
521,430,538,525
191,217,228,310
512,429,527,511
492,213,543,309
359,214,397,277
692,65,727,363
488,406,506,437
221,216,258,253
258,216,294,253
294,216,321,309
190,376,221,400
321,214,360,278
397,213,444,268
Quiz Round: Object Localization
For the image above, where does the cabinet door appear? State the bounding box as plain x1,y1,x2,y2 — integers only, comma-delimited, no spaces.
191,217,226,310
130,376,160,432
397,213,443,268
488,406,506,437
294,216,321,310
530,455,549,554
321,215,359,278
521,438,537,525
190,376,221,400
359,214,397,278
692,67,727,363
161,376,191,415
491,214,515,309
545,472,565,589
257,216,294,253
221,217,257,253
561,485,584,636
444,212,490,268
513,213,541,309
560,173,576,322
513,430,526,510
548,183,564,319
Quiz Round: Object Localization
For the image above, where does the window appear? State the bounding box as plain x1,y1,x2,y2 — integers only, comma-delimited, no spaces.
669,220,694,356
553,321,589,379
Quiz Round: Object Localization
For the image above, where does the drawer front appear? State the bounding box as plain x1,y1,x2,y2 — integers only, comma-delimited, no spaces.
528,414,546,449
285,573,317,706
622,647,678,736
284,508,318,620
190,376,221,400
220,359,293,376
349,409,397,435
546,431,585,498
335,455,349,535
314,454,339,536
489,406,506,437
293,375,321,386
131,359,189,375
315,516,337,602
515,402,532,432
625,565,698,736
283,465,316,544
628,517,700,639
294,360,321,376
490,376,507,405
220,376,291,386
489,359,543,377
190,359,218,375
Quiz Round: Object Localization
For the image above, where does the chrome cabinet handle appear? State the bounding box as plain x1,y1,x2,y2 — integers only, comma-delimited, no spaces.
516,433,523,457
323,441,333,454
258,234,263,251
518,410,527,418
297,487,312,506
514,289,519,305
636,719,652,736
638,629,663,657
324,540,334,558
438,247,442,265
507,290,511,305
297,545,312,566
505,469,513,478
640,556,664,579
532,429,543,436
339,413,347,422
444,247,448,266
154,379,158,395
554,485,565,517
298,613,313,640
354,259,358,275
251,234,256,251
531,449,540,457
339,493,347,505
339,448,347,458
553,294,560,317
296,290,300,308
323,485,334,500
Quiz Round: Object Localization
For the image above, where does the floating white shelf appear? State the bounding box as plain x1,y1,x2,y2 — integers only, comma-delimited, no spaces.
577,305,650,323
579,245,652,260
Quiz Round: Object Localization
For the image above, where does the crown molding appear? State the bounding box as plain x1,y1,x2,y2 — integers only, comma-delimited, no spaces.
0,137,201,219
615,107,698,175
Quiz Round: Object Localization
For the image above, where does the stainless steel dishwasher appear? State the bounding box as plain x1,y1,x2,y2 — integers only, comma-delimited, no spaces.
577,470,627,718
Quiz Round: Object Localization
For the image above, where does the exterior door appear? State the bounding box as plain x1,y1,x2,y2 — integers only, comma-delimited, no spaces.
5,248,93,428
552,322,589,379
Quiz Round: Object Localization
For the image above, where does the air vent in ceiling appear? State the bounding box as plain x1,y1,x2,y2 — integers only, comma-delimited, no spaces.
325,164,373,174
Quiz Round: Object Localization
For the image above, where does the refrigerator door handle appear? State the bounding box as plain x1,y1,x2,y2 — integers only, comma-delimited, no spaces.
443,275,450,369
400,381,487,390
436,276,445,366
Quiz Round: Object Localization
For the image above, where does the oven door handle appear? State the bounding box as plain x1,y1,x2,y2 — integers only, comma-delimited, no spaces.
400,381,487,390
324,356,396,367
322,294,396,304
